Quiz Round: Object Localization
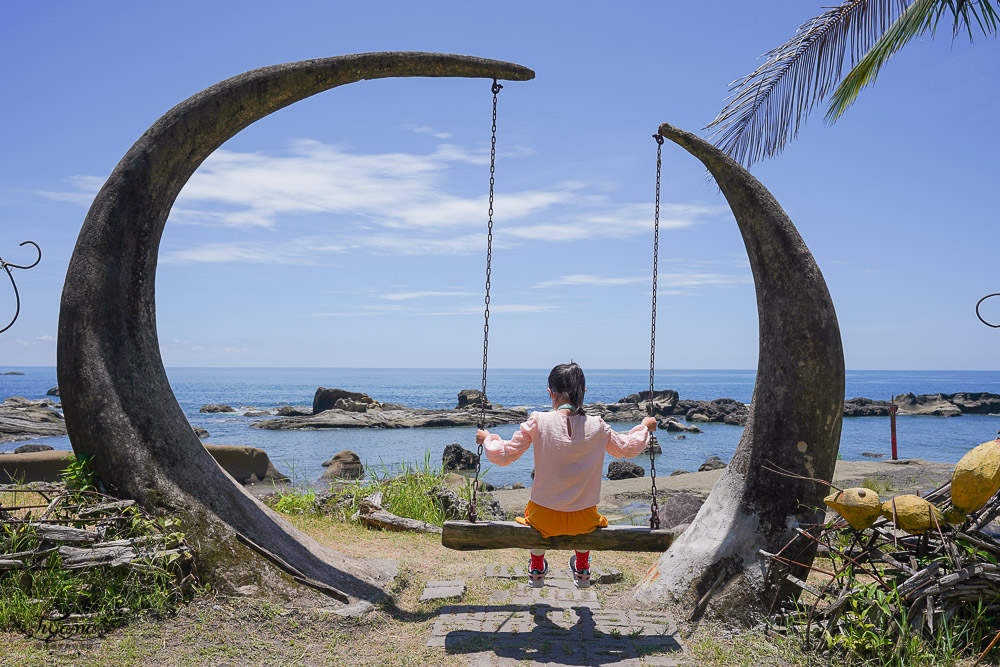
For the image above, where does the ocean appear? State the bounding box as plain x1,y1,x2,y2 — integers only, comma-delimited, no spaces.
3,367,1000,488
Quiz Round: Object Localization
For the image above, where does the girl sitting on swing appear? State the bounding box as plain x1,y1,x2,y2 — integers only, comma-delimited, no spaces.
476,362,657,588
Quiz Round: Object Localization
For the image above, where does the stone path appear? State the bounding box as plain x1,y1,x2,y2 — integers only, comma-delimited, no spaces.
425,565,688,666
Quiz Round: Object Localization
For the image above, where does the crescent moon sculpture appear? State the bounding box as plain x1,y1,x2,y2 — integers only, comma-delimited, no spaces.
57,53,534,603
632,123,845,620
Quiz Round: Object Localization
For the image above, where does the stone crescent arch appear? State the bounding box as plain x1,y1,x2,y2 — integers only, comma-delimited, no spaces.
57,53,534,601
632,123,844,619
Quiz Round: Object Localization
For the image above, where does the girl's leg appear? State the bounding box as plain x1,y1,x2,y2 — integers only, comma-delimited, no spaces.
528,549,547,587
570,549,591,588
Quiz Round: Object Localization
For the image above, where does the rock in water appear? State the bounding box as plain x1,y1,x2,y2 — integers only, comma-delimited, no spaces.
199,404,234,413
618,390,678,416
14,443,55,454
880,495,945,534
456,389,492,410
607,460,644,480
824,488,882,530
192,426,210,439
442,443,478,471
46,386,60,397
312,387,380,414
320,450,364,480
698,456,727,472
951,439,1000,512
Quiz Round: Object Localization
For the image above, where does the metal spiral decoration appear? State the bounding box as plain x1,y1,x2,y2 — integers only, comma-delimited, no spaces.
976,293,1000,328
1,241,42,334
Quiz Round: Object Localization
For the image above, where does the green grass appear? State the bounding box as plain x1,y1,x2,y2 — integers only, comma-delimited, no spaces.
269,453,483,527
859,475,893,496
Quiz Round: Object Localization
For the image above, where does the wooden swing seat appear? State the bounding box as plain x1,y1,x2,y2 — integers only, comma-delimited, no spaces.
442,520,679,552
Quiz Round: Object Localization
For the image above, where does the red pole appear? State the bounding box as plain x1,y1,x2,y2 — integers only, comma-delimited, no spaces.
889,394,898,461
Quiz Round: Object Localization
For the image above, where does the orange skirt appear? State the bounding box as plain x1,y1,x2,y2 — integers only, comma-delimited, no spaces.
515,500,608,538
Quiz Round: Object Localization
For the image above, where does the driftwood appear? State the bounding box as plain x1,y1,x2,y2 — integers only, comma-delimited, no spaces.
769,478,1000,664
442,520,678,552
354,490,442,535
0,484,197,636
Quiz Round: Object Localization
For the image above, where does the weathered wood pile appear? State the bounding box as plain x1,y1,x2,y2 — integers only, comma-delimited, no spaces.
767,477,1000,655
0,483,196,637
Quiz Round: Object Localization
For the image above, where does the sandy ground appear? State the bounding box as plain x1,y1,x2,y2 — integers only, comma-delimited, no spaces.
490,458,956,518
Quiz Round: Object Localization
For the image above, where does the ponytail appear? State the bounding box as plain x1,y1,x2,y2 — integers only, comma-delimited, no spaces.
548,363,587,416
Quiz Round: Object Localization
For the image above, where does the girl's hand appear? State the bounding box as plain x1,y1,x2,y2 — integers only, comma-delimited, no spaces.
642,416,657,431
476,429,489,444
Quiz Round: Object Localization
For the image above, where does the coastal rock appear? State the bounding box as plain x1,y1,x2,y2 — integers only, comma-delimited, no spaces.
675,435,686,440
656,492,705,529
313,387,380,414
670,470,689,476
949,392,1000,414
431,486,505,521
14,443,54,454
893,393,962,417
320,450,364,480
512,482,524,489
0,372,25,375
253,405,529,431
643,436,662,455
442,443,478,471
843,397,891,417
0,398,67,444
698,456,727,472
618,390,679,416
607,460,645,480
46,386,60,397
199,404,235,413
203,444,289,484
676,398,748,425
456,389,492,410
243,410,273,417
578,401,646,422
658,418,702,433
193,426,210,439
862,451,887,459
333,398,369,413
276,405,311,417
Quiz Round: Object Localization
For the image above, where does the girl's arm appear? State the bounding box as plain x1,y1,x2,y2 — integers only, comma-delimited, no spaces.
478,413,539,466
605,416,656,458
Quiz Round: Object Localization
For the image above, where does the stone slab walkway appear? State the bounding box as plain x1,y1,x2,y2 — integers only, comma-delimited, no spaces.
426,564,688,666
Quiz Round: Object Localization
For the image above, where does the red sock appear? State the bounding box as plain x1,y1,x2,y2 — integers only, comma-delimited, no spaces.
575,550,590,571
530,553,545,571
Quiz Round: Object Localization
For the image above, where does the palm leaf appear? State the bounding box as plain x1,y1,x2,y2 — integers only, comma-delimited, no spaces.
706,0,910,166
827,0,999,121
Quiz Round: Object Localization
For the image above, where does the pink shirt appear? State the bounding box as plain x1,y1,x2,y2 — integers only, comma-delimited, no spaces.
483,410,650,512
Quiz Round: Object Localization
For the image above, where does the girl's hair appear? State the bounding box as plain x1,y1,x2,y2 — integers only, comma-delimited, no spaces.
548,363,586,416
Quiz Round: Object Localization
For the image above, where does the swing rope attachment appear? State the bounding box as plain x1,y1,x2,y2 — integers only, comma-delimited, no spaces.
647,134,664,530
468,79,502,523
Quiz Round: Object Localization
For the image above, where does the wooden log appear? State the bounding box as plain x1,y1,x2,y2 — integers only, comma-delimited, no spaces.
32,523,98,543
441,520,678,552
360,509,442,535
0,559,23,569
77,499,136,519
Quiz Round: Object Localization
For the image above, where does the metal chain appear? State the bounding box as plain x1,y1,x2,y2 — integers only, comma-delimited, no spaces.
0,241,42,335
647,134,664,530
468,79,502,522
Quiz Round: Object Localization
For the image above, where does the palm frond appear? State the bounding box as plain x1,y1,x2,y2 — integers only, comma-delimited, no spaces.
826,0,937,122
827,0,1000,122
706,0,910,167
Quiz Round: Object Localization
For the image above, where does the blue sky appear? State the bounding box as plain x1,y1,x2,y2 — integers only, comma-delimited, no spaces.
1,1,998,369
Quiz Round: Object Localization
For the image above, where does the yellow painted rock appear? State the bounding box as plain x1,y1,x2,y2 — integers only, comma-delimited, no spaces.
824,488,882,530
951,439,1000,512
944,507,968,525
880,495,945,534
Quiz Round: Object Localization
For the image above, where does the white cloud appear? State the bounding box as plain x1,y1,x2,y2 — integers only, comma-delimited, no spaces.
534,270,750,291
382,291,478,301
44,139,724,264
